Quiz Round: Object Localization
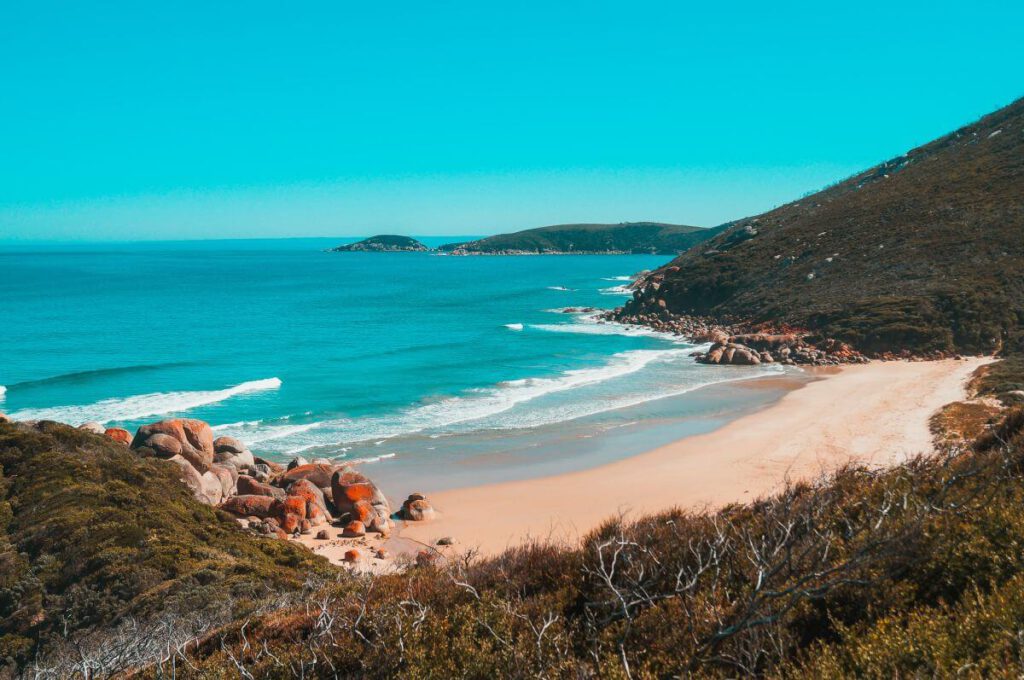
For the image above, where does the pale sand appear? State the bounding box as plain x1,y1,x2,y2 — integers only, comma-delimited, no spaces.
397,357,991,557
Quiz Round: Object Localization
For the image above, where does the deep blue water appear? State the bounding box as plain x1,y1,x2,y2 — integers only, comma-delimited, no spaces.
0,238,783,488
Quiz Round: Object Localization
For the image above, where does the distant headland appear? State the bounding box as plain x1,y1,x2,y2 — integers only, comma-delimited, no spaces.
332,222,724,255
331,235,430,252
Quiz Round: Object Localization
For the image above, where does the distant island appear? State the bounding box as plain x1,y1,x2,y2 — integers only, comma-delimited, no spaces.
440,222,724,255
331,235,429,252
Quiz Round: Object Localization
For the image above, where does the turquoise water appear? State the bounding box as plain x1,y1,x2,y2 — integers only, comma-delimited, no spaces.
0,238,785,489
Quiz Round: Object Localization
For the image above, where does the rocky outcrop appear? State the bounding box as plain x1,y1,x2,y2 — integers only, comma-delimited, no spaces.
237,474,286,499
331,470,392,533
280,463,339,489
78,422,105,434
132,419,215,472
213,436,256,469
695,332,866,367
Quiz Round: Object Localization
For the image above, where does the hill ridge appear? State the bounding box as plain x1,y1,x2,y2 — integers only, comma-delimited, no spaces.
619,96,1024,355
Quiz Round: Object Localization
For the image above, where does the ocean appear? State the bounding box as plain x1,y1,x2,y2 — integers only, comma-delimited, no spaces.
0,238,789,491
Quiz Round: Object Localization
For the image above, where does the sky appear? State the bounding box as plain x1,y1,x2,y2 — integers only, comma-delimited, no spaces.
1,1,1021,241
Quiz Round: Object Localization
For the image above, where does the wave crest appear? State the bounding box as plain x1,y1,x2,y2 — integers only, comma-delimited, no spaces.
7,378,281,425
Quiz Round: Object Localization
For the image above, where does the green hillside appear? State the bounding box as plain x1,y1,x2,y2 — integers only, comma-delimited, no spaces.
442,221,722,254
0,421,330,675
623,97,1024,355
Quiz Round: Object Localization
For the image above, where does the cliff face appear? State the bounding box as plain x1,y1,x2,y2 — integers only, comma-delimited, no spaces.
442,222,722,254
332,235,429,252
622,98,1024,355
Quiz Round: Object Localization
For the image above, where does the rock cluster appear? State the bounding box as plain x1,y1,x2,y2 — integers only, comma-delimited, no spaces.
599,307,738,341
125,418,248,504
605,300,868,367
112,417,395,540
698,333,867,366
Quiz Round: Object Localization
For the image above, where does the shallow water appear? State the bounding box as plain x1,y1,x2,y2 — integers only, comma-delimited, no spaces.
0,237,787,486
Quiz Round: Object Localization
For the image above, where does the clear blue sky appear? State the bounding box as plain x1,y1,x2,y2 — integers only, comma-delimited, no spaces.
1,1,1021,241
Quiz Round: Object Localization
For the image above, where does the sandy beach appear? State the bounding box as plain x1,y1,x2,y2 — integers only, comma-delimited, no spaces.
394,357,991,557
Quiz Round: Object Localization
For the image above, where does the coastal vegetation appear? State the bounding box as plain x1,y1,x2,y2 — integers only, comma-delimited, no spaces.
0,421,331,676
4,395,1024,677
440,222,723,255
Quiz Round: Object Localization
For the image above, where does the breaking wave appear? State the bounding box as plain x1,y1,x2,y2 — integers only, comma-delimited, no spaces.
7,378,281,425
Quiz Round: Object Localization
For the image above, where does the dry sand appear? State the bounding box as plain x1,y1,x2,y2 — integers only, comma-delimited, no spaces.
395,357,991,557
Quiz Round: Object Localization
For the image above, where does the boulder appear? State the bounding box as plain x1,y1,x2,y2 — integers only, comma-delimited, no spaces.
315,529,330,540
213,436,246,455
287,479,333,524
280,463,339,489
164,455,209,503
705,346,725,364
343,548,362,563
732,348,761,365
0,413,9,424
272,495,307,534
299,519,312,535
78,422,105,434
199,471,225,504
143,433,183,458
343,520,366,537
104,427,132,445
237,475,286,499
208,464,237,497
222,495,277,518
331,470,388,510
251,464,272,483
401,497,436,522
367,511,392,534
350,500,374,524
254,456,285,473
132,419,215,473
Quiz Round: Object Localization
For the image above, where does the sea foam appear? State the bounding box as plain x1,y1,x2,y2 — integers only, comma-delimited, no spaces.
599,284,633,295
7,377,281,425
219,348,703,453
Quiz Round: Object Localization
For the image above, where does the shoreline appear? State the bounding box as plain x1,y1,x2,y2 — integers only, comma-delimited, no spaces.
394,357,991,557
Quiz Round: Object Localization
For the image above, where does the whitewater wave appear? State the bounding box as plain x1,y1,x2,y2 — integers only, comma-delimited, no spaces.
223,349,702,455
599,285,633,296
547,286,575,291
504,323,524,331
0,385,5,401
600,275,633,281
7,378,281,425
530,316,692,343
485,365,781,431
349,452,397,465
